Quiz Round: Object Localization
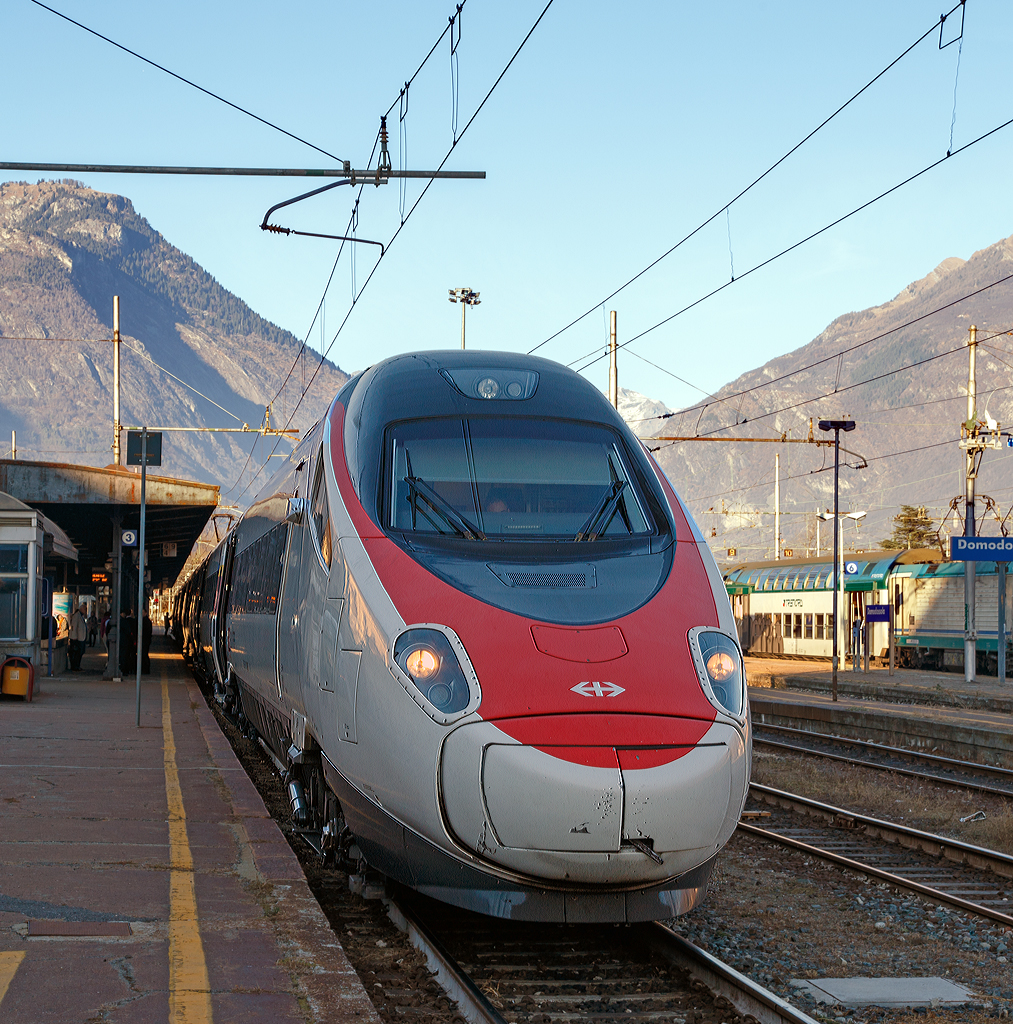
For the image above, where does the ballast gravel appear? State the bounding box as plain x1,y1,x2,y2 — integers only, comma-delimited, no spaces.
673,827,1013,1023
203,683,1013,1023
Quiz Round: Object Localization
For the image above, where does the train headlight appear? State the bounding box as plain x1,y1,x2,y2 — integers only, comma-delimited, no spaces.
706,651,736,682
476,376,500,399
393,627,474,717
405,647,440,680
689,629,745,718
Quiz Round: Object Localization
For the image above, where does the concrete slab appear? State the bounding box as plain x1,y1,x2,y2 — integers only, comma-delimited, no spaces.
792,976,979,1007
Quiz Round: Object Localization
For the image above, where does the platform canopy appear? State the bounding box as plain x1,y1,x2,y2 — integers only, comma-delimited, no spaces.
0,459,219,589
0,491,79,562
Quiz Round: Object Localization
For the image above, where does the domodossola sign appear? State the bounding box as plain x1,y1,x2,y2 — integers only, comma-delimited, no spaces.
950,536,1013,560
865,604,891,623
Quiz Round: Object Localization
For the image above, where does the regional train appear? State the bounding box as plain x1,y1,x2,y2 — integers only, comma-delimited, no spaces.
724,548,1012,674
172,351,750,923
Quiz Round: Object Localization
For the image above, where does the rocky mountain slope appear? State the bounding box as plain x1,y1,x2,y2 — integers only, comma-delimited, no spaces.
0,180,347,497
3,180,1010,564
636,235,1013,564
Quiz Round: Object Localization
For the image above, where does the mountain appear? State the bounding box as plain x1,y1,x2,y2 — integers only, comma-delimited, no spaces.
0,180,347,497
3,180,1008,565
617,387,674,428
635,236,1013,565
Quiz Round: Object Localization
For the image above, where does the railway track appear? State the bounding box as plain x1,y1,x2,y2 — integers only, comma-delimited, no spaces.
201,680,821,1024
743,783,1013,928
752,723,1013,798
386,890,820,1024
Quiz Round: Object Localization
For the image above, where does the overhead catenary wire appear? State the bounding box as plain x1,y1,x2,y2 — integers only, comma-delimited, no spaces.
28,0,348,165
121,341,247,425
0,329,251,427
528,1,965,357
684,322,1013,440
662,343,967,443
572,112,1013,381
227,0,555,502
599,270,1013,431
685,436,961,505
255,0,472,424
645,320,1013,449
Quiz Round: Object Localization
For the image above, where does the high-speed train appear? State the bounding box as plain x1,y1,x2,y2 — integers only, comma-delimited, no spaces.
173,351,750,922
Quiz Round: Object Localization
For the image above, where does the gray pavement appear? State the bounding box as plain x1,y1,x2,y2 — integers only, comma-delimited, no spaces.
0,637,380,1023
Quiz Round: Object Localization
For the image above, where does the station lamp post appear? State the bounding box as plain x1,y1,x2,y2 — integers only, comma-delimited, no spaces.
448,287,480,349
818,418,857,700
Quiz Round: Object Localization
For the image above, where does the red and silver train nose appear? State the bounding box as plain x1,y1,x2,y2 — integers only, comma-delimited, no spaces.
439,712,747,884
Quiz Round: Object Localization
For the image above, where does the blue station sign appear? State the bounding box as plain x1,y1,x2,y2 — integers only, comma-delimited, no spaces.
865,604,891,623
950,536,1013,560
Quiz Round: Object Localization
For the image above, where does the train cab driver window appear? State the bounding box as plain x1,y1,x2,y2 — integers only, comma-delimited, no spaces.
310,457,333,568
483,486,524,514
387,418,652,540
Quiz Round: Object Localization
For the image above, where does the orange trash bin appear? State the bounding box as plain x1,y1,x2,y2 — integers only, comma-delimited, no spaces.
2,657,34,701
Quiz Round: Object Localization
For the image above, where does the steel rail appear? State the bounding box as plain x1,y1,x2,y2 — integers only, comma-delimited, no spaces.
750,783,1013,874
647,924,821,1024
193,656,817,1023
388,890,820,1024
753,732,1013,799
756,722,1013,782
386,897,506,1024
743,783,1013,926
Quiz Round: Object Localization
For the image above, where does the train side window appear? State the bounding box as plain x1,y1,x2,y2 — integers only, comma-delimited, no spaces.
794,613,803,638
804,613,813,639
781,614,790,638
229,523,288,615
310,456,333,569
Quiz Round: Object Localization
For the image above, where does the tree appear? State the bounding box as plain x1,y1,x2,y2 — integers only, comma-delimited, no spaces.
880,505,936,550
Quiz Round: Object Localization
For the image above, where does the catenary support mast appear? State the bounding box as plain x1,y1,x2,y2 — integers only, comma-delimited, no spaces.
965,324,978,683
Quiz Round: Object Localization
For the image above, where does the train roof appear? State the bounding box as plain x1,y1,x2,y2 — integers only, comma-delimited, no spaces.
723,547,944,594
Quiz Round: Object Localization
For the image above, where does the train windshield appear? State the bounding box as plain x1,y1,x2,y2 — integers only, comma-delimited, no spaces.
387,418,652,541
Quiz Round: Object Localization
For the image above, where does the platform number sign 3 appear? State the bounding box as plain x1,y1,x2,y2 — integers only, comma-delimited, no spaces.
121,529,138,547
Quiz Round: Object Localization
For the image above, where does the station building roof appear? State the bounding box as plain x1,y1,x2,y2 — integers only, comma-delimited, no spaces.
0,459,219,589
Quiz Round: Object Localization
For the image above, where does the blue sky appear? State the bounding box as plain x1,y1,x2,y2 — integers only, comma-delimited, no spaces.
7,0,1013,412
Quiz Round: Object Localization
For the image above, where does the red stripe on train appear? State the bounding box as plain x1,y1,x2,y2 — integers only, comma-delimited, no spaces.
328,400,719,763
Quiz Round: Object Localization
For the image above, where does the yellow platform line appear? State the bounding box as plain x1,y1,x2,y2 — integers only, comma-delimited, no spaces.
162,672,213,1023
0,951,26,1007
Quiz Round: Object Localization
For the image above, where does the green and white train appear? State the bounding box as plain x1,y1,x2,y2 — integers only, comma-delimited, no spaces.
722,547,1011,674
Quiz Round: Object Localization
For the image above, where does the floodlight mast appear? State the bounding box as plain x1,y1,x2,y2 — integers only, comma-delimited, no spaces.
448,287,481,349
818,418,856,701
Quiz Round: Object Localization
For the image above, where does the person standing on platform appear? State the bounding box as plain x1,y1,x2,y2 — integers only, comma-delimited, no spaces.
119,609,137,676
141,612,152,674
68,602,87,671
87,610,98,647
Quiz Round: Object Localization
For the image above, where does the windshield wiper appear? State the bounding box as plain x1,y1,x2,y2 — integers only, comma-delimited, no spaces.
574,479,627,542
403,458,485,541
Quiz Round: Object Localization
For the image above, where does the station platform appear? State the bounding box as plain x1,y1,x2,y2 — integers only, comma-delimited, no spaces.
747,657,1013,766
746,655,1013,712
0,637,380,1023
